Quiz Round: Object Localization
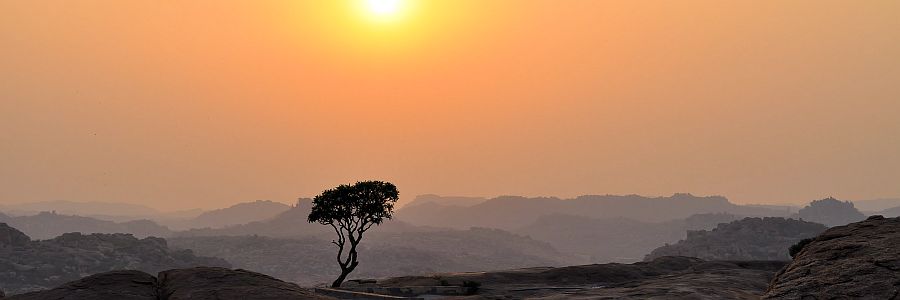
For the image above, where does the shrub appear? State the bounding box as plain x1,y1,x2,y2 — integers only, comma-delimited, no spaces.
462,280,481,295
789,238,815,258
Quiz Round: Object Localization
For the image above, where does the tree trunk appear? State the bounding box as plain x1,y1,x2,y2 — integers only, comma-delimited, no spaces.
331,270,350,288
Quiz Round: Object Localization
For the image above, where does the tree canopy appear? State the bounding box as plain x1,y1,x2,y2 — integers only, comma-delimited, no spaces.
307,180,399,287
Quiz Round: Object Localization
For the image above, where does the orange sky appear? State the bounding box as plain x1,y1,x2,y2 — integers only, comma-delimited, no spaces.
2,1,899,210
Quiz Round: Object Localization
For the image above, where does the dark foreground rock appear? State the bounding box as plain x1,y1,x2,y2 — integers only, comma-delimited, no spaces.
763,215,900,299
365,256,787,299
6,267,333,300
159,267,329,300
8,271,158,300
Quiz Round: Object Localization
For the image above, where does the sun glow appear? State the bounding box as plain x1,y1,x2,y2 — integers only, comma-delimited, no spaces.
362,0,408,22
367,0,401,15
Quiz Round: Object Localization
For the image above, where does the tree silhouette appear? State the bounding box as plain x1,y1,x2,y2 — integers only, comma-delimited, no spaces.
307,181,399,287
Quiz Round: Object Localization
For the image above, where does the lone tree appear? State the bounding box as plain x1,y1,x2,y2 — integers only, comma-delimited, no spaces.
308,180,399,287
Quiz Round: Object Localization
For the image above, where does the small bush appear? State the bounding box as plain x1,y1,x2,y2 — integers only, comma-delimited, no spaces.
462,280,481,295
789,238,815,258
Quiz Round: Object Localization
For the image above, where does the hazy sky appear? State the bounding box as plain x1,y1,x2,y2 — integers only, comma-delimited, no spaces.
2,1,899,210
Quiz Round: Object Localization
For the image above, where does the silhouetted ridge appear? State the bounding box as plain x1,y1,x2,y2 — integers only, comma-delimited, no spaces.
0,211,172,240
878,205,900,217
397,193,790,230
186,200,291,229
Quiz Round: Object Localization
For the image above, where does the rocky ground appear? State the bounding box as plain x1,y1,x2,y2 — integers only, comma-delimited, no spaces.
763,215,900,299
3,267,333,300
0,223,228,294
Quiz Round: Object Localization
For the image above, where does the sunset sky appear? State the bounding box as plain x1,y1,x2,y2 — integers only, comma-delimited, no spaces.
2,1,899,210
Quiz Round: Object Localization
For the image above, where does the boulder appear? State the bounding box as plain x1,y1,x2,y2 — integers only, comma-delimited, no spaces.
763,215,900,299
7,270,158,300
158,267,332,300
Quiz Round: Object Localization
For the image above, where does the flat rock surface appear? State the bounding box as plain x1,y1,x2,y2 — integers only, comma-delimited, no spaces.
368,257,787,299
763,215,900,299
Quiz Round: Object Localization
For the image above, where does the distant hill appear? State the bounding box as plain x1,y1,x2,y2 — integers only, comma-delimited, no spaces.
877,206,900,218
0,223,227,295
797,197,866,227
644,217,827,261
169,227,570,286
176,198,429,238
185,200,291,229
396,193,790,230
0,200,159,217
404,194,488,208
850,198,900,212
0,211,172,240
517,213,742,263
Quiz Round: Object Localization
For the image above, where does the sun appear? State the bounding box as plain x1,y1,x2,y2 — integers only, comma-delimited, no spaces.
367,0,401,15
361,0,409,22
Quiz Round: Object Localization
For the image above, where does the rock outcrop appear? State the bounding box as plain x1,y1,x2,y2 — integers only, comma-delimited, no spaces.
797,197,866,227
6,268,333,300
644,217,827,261
0,224,228,295
763,215,900,299
0,224,30,248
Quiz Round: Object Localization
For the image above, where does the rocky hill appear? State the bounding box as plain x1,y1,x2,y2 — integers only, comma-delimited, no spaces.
763,215,900,299
0,212,172,240
4,267,332,300
644,217,827,261
797,197,866,227
0,223,228,295
517,213,742,263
